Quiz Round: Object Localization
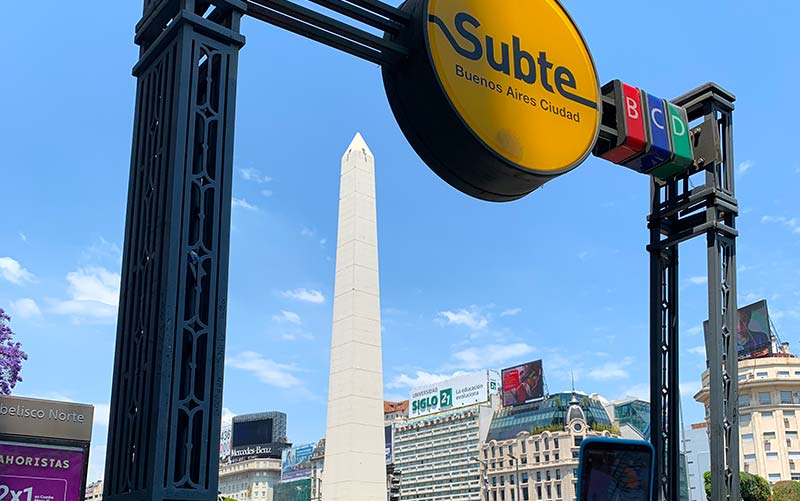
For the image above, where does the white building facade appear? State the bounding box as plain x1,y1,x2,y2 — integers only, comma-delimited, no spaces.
480,392,617,501
218,457,282,501
392,371,500,501
695,354,800,484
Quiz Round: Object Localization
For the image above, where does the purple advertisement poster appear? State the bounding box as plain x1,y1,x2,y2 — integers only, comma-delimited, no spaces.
0,441,85,501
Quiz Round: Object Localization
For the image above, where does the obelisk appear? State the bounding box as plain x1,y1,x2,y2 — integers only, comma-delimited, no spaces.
323,133,386,501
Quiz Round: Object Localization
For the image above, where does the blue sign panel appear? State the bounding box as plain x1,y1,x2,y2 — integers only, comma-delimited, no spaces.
623,93,673,173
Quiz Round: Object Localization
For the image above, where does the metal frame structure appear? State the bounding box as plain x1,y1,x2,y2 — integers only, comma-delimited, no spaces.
105,2,244,501
107,2,737,501
647,83,739,501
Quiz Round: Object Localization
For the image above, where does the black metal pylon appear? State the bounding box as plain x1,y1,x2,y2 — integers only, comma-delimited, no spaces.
648,83,739,501
104,2,244,501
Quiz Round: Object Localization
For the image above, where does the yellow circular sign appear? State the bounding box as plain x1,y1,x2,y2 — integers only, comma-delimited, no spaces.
426,0,600,174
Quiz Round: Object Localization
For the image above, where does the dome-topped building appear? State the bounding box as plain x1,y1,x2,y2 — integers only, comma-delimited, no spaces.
479,391,619,501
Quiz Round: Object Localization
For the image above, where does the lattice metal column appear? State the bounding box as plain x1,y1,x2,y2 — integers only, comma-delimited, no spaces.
649,180,681,501
104,2,245,501
700,100,739,501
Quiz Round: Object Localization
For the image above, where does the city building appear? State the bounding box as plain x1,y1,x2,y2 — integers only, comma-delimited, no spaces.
683,423,711,501
604,398,650,440
392,371,501,501
695,346,800,484
385,400,409,423
218,457,282,501
480,391,617,501
310,439,325,501
85,480,103,501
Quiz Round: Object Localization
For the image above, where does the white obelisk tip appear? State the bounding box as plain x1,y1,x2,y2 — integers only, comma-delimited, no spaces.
342,132,373,159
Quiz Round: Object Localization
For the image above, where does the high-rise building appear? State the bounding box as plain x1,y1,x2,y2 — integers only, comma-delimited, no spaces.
480,392,617,501
695,351,800,484
392,371,500,501
683,423,711,501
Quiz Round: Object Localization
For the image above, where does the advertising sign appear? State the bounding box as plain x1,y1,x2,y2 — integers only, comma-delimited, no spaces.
273,479,311,501
703,300,772,360
385,425,393,464
281,443,314,481
231,415,288,461
502,359,545,406
408,371,491,418
384,0,600,201
0,441,85,501
0,396,93,442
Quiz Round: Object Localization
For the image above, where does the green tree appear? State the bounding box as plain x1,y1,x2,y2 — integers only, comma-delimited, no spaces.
774,481,800,501
704,471,771,501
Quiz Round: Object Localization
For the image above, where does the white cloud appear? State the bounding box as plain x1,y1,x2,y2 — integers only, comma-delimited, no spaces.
261,189,273,198
687,276,708,285
281,288,325,304
737,160,754,175
687,346,706,355
273,310,302,325
232,197,258,211
0,257,35,285
437,307,488,330
93,403,111,428
226,351,302,388
386,370,468,389
51,267,120,318
301,227,315,238
500,308,522,317
9,298,42,319
687,326,703,336
761,215,800,234
84,237,122,263
617,383,650,402
19,233,27,242
280,331,314,341
87,444,107,483
239,168,272,184
222,407,237,426
452,343,535,370
680,381,702,398
319,238,327,246
589,357,633,380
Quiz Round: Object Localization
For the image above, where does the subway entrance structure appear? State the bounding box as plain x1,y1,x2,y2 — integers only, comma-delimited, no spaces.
105,1,738,500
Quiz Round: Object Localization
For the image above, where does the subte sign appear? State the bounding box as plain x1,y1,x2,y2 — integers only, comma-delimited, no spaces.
384,0,601,202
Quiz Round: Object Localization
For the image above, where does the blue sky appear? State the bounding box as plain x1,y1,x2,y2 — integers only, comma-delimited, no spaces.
1,0,799,483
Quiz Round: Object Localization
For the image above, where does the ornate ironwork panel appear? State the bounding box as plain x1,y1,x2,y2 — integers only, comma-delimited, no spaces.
105,2,244,501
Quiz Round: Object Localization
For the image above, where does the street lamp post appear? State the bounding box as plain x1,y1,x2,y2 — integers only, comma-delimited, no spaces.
508,454,522,501
472,457,490,501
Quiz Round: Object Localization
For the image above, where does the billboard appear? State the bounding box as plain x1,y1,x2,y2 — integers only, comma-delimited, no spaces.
232,414,288,461
281,443,314,481
502,359,544,407
385,425,393,464
408,370,491,418
0,441,86,501
232,418,274,447
703,300,772,360
273,479,311,501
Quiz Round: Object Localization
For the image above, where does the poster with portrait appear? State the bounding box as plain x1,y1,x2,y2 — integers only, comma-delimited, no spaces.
703,300,772,360
501,359,544,406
